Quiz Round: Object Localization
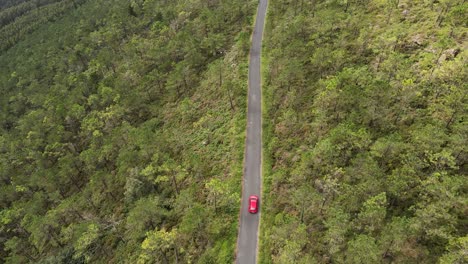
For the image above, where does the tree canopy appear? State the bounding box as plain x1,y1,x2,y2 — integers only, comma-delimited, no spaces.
260,0,467,263
0,0,255,262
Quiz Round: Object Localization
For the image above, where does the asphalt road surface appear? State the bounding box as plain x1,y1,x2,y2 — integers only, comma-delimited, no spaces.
236,0,267,263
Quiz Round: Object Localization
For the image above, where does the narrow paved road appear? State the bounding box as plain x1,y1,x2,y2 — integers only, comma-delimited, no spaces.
236,0,267,263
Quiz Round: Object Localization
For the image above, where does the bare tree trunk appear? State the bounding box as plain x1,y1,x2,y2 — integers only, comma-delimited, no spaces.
227,84,235,111
174,246,179,264
172,173,179,197
161,251,169,264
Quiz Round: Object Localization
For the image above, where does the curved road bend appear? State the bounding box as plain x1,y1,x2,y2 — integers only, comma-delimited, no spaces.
236,0,267,263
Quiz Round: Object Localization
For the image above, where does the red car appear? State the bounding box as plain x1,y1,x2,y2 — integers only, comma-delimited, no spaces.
248,195,259,214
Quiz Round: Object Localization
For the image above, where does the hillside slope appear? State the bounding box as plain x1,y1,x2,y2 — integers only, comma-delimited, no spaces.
0,0,89,52
261,0,467,263
0,0,255,262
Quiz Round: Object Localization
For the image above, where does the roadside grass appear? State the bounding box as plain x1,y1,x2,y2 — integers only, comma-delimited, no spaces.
258,29,274,264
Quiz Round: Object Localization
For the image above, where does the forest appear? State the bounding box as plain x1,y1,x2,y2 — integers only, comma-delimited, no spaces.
1,0,466,263
259,0,467,263
1,0,255,262
0,0,89,52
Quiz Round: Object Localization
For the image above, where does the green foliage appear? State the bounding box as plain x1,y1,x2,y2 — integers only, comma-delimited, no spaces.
261,0,467,263
0,0,255,262
138,227,178,264
346,235,380,264
73,223,100,262
0,0,88,52
356,192,387,234
439,236,468,264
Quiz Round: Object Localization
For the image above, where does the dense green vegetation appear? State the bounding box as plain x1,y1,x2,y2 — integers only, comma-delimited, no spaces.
0,0,30,10
0,0,255,262
0,0,88,52
2,0,466,263
260,0,467,263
